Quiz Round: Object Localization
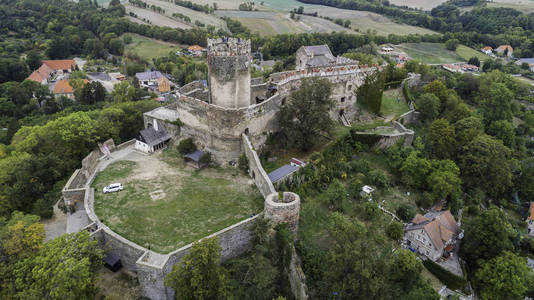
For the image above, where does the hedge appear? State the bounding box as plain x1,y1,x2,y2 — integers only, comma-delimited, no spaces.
423,259,466,290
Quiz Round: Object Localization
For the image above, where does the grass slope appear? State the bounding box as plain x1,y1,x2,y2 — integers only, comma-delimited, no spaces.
381,88,410,120
396,43,486,64
124,34,180,61
93,155,263,253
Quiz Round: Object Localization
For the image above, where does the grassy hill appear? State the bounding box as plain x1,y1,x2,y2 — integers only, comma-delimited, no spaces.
124,34,181,61
396,43,489,64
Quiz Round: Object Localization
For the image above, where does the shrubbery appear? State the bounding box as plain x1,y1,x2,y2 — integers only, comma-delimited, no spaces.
423,259,466,291
177,138,196,154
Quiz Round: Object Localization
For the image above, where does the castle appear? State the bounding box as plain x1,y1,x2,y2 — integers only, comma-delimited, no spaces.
62,38,383,300
144,37,382,164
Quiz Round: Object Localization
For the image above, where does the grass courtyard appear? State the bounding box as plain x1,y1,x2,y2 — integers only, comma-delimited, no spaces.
92,150,263,253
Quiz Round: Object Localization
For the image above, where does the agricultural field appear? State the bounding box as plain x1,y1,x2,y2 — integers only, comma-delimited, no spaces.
456,45,490,61
124,34,182,62
92,150,263,253
389,0,448,10
216,11,305,35
396,43,486,64
125,4,192,29
487,1,534,14
309,7,439,35
138,0,228,30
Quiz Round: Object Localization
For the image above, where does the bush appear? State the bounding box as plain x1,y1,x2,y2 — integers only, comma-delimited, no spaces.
368,169,390,188
199,152,212,166
423,259,466,290
362,201,380,220
238,153,249,174
386,221,403,240
396,203,416,222
177,138,196,154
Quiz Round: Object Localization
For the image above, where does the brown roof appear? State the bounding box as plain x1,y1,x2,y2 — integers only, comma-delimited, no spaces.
529,202,534,221
157,77,170,93
42,60,76,71
496,45,513,52
53,79,88,94
482,46,493,51
27,63,54,83
188,45,204,52
412,214,429,224
408,210,458,251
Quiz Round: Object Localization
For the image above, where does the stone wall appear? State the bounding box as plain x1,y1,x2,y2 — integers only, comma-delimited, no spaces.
264,192,300,233
289,247,309,300
398,110,420,125
242,134,276,197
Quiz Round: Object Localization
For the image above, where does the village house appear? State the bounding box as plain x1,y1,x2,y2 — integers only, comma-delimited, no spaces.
495,45,514,57
528,202,534,237
135,120,171,153
52,79,88,99
188,45,205,56
404,210,459,261
481,46,493,55
135,70,173,92
516,58,534,72
26,59,77,84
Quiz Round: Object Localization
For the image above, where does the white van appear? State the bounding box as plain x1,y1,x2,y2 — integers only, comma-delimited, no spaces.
103,183,123,194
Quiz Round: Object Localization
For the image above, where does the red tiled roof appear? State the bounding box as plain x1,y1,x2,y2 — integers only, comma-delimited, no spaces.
42,59,76,71
496,45,513,52
53,79,88,94
188,45,204,52
26,63,54,83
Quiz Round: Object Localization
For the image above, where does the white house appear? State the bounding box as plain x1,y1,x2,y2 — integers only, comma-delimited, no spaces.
135,120,171,153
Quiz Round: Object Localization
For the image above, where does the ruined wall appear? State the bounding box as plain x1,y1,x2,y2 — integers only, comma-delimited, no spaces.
242,134,276,197
289,247,309,300
251,83,268,104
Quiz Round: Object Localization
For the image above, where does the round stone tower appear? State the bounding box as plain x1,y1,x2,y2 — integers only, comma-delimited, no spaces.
264,192,300,233
207,37,251,109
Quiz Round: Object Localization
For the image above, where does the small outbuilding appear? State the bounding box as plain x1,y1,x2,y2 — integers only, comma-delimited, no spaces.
135,120,171,153
103,253,122,272
268,164,299,184
184,150,208,169
360,185,375,199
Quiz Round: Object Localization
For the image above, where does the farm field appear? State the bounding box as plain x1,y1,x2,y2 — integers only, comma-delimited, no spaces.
487,1,534,14
139,0,228,29
125,4,192,29
93,150,263,253
124,34,181,61
456,45,490,61
309,6,439,35
396,43,484,64
389,0,448,10
216,11,305,35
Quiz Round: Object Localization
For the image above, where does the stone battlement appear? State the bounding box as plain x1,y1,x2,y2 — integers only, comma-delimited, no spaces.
207,37,251,56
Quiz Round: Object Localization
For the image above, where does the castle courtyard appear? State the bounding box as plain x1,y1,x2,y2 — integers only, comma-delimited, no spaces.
92,148,263,253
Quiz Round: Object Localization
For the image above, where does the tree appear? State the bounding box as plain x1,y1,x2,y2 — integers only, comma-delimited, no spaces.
460,207,514,268
79,81,106,105
480,82,513,125
427,159,461,201
454,116,484,149
357,71,385,114
416,93,440,123
391,249,422,289
25,51,42,70
323,179,346,210
112,81,136,102
396,203,416,222
164,237,231,300
459,134,515,197
475,251,531,300
386,221,403,240
468,56,480,67
427,118,456,159
279,77,334,151
487,120,515,147
445,39,459,50
13,231,103,300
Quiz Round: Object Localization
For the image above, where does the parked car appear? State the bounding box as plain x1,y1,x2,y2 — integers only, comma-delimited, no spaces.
103,183,123,194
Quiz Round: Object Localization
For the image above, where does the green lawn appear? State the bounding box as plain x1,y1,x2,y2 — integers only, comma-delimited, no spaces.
124,34,180,61
455,45,490,61
396,43,484,64
381,88,411,120
92,154,263,253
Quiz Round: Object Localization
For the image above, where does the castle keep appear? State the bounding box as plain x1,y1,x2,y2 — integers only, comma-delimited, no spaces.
144,38,382,164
